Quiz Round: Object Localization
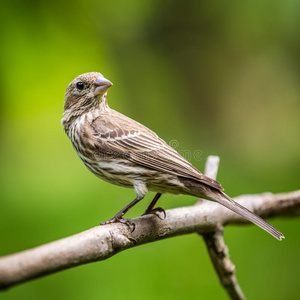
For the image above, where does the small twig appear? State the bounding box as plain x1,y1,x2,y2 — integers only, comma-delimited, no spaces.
204,155,220,180
201,156,246,300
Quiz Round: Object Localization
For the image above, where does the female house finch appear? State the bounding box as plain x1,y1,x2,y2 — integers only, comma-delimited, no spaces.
62,72,283,240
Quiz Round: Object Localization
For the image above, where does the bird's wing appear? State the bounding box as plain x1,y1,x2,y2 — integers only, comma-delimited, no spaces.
89,110,223,191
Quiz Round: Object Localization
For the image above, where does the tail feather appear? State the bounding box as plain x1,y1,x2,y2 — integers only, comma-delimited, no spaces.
213,191,284,241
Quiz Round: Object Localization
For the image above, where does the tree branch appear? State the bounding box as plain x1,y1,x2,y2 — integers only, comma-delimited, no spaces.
203,229,245,300
0,158,299,291
201,156,246,300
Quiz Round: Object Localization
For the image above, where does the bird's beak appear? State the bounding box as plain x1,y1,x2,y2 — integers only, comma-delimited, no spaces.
94,76,113,96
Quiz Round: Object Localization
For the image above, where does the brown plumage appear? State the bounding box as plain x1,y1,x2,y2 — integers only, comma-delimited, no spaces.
62,72,284,240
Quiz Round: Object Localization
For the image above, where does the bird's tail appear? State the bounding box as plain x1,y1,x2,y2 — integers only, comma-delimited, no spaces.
211,190,284,241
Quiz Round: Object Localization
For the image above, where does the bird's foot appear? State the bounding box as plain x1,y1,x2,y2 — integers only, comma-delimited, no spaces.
100,217,136,232
142,207,166,220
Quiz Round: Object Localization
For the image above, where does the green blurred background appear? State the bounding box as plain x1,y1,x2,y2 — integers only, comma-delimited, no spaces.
1,0,299,299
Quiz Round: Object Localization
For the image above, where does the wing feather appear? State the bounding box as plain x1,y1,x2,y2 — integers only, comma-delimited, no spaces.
90,110,223,191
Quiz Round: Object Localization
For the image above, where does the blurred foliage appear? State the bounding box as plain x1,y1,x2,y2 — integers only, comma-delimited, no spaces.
0,0,299,299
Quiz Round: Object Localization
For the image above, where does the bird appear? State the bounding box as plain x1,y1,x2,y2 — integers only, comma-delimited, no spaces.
62,72,284,240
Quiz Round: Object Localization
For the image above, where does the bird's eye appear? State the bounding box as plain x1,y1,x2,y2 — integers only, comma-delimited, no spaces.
76,82,85,90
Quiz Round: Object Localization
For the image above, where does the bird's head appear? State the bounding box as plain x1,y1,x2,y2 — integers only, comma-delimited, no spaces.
64,72,113,113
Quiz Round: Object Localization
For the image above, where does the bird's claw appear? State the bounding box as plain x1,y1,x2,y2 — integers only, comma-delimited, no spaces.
142,207,166,220
100,217,136,232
